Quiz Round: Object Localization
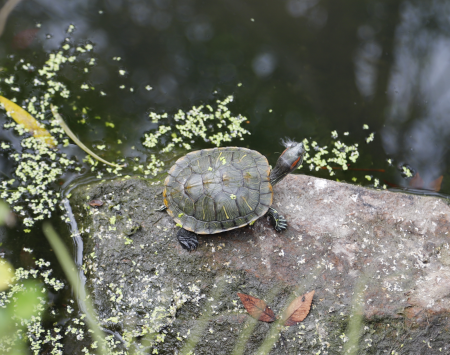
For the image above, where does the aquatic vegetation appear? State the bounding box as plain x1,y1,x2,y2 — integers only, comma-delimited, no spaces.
0,24,389,354
0,253,65,354
0,36,100,229
0,20,387,234
301,137,360,176
0,136,76,229
143,95,249,152
0,28,251,229
0,244,206,354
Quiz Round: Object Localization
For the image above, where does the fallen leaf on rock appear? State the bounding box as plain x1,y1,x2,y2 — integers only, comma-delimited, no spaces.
237,292,276,322
88,200,104,207
0,95,56,147
283,290,315,326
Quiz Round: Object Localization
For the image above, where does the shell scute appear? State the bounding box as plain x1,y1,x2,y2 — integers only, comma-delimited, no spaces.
221,220,236,230
186,150,203,161
183,215,197,231
215,192,240,221
175,155,191,168
242,166,261,190
254,203,269,216
194,195,215,222
164,147,273,234
259,181,272,195
194,220,210,234
191,155,211,174
185,174,204,201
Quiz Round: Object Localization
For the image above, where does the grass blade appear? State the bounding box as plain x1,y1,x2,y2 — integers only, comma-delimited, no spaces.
42,222,107,355
51,104,124,168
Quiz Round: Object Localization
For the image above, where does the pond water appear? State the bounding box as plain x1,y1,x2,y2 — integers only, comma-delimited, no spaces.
0,0,449,352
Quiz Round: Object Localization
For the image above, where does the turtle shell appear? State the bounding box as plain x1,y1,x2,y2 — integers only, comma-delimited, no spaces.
163,147,273,234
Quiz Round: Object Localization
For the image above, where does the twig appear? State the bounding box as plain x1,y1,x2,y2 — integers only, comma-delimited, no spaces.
51,105,125,168
0,0,22,37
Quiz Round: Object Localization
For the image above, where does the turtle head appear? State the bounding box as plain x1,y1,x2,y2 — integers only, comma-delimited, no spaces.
270,139,305,186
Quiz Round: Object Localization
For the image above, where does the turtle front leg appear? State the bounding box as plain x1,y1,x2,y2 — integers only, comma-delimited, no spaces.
177,228,199,251
155,205,167,212
267,207,287,232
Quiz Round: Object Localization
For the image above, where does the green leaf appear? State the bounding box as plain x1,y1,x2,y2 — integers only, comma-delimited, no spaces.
0,260,14,291
14,280,42,319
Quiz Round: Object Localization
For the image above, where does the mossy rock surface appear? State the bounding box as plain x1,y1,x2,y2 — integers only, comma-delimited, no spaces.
70,174,450,354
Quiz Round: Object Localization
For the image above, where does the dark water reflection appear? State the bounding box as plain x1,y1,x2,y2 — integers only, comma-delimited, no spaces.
382,1,450,189
0,0,449,226
1,0,450,351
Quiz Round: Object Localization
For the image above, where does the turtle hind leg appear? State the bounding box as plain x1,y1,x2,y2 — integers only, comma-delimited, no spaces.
177,228,199,251
267,207,287,232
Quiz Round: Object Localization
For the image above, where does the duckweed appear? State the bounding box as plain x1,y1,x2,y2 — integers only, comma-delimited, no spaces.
0,37,113,228
301,136,360,176
143,95,249,151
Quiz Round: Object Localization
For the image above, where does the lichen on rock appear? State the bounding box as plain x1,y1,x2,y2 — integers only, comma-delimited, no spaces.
69,173,450,354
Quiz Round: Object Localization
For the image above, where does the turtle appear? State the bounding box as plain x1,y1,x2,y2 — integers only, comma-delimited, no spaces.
157,140,305,251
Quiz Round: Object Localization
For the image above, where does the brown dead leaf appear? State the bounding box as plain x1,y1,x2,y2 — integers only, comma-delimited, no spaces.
409,172,443,192
429,175,443,192
283,290,315,326
408,172,424,189
88,200,104,207
237,292,276,323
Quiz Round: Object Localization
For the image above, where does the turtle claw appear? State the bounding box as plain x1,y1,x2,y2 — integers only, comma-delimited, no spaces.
268,207,288,232
274,215,287,232
177,228,199,251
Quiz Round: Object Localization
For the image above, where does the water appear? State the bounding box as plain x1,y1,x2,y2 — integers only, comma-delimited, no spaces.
0,0,450,351
2,0,449,190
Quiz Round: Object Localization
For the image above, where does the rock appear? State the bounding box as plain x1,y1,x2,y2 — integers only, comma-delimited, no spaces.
70,174,450,354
